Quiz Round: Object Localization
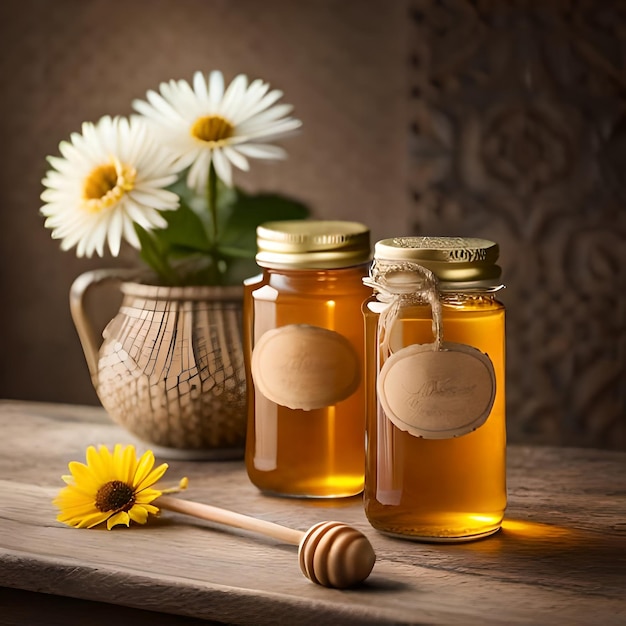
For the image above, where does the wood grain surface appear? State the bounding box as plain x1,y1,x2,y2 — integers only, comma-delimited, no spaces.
0,400,624,625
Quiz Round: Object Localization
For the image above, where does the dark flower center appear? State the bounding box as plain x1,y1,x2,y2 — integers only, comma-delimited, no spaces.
95,480,136,512
82,159,136,213
191,115,234,143
84,164,118,199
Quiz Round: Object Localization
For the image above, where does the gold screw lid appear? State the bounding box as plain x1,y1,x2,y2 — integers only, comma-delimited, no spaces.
374,236,503,289
256,220,371,269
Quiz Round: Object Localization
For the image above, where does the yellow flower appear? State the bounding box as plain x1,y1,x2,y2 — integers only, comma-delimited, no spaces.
54,444,168,530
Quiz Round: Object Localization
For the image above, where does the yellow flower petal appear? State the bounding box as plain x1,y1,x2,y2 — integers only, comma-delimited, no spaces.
56,508,105,529
140,503,160,516
54,497,96,514
78,511,111,529
63,466,100,495
112,443,134,485
85,446,111,484
121,444,138,485
56,504,96,522
97,445,116,479
135,488,162,504
132,450,156,488
136,463,168,493
107,511,130,530
54,484,95,504
128,506,149,525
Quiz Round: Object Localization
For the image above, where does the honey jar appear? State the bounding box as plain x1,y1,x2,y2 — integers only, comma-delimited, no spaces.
244,220,371,498
362,237,507,540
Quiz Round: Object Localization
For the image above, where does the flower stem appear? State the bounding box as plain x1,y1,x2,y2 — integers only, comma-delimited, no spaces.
208,161,218,243
206,161,223,284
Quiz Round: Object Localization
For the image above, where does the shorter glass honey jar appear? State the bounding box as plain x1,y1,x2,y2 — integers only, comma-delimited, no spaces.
244,220,371,498
362,236,507,541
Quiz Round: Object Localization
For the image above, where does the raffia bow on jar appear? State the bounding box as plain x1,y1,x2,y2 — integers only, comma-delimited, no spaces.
363,258,443,358
363,253,497,440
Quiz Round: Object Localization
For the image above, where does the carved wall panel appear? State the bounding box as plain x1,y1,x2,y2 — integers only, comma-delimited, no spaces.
408,0,626,448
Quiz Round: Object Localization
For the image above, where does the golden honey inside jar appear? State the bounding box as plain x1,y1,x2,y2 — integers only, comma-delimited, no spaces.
362,236,507,541
244,220,371,498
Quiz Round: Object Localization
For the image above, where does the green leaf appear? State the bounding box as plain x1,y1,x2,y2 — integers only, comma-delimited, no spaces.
219,190,310,257
134,224,177,284
132,174,310,286
216,245,256,259
155,202,212,252
222,257,264,285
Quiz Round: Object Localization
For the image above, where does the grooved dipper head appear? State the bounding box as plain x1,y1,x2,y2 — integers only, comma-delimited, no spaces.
298,521,376,588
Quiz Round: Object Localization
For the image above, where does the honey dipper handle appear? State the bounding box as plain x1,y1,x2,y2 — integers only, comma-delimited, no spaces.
156,495,304,545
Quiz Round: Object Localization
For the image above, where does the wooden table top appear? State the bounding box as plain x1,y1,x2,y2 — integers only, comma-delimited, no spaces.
1,400,625,625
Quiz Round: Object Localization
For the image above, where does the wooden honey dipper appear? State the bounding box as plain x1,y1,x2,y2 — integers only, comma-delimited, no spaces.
156,495,376,589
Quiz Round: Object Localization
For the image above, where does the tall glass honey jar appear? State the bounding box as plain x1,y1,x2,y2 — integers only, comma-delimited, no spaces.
362,237,506,540
244,220,371,498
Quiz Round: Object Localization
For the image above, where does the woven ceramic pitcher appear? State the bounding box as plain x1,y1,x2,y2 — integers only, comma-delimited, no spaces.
70,269,247,459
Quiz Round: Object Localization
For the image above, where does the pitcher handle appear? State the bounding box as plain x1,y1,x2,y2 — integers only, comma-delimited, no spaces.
69,268,140,382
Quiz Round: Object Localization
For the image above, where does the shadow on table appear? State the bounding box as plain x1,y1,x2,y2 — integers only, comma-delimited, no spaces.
441,518,626,597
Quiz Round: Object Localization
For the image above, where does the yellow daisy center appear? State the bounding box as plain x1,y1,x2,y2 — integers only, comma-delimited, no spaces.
95,480,136,513
82,157,137,214
191,114,234,144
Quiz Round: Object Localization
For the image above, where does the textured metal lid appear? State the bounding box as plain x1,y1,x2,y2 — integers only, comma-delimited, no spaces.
373,236,503,289
256,220,371,269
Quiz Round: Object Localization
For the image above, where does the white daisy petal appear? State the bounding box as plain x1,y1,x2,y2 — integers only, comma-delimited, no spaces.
219,74,249,120
77,220,102,257
236,144,287,159
87,216,109,257
174,78,197,108
141,91,183,125
242,118,303,141
208,71,225,110
107,209,123,256
129,189,176,210
239,103,295,127
187,150,212,192
223,146,250,172
243,79,271,108
193,71,209,103
124,199,167,230
239,110,302,134
211,148,233,187
40,115,182,258
174,149,201,172
75,237,87,257
158,79,178,104
234,88,285,124
122,214,141,249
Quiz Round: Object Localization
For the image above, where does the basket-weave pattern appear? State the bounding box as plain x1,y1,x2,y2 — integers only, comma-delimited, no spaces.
97,283,246,451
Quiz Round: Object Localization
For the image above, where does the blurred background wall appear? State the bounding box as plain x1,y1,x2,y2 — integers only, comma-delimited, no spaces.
0,0,624,449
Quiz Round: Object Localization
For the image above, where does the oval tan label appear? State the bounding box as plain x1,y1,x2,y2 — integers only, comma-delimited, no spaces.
251,324,360,411
377,342,496,439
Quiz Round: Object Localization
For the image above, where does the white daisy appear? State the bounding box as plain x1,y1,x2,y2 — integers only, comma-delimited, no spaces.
41,115,181,258
132,70,302,190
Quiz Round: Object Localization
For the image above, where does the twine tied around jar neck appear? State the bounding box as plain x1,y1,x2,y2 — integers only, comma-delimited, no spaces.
363,260,443,357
